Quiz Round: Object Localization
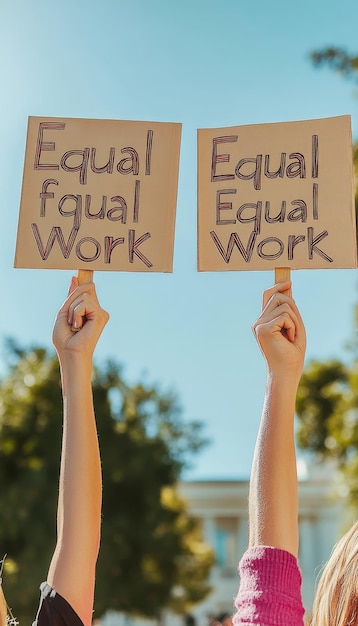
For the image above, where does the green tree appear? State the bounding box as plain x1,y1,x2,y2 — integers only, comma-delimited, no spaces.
296,356,358,506
295,302,358,511
310,46,358,231
0,341,213,624
311,47,358,82
296,360,349,457
297,48,358,486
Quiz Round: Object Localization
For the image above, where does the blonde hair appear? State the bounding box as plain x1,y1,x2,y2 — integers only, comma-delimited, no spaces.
311,520,358,626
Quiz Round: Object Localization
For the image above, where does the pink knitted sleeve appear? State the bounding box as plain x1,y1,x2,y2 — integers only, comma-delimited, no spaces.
233,546,305,626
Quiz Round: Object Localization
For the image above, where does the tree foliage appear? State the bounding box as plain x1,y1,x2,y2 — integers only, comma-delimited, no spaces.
295,280,358,504
310,47,358,82
296,338,358,511
310,46,358,232
296,360,349,456
295,44,358,510
0,341,213,624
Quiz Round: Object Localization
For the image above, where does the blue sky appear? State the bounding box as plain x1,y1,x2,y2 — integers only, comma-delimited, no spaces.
1,0,358,479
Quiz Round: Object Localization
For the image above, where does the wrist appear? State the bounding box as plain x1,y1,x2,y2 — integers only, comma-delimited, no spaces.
267,362,302,386
58,352,93,390
266,369,300,404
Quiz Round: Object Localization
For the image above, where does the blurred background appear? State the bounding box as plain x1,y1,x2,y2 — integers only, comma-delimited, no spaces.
2,1,358,624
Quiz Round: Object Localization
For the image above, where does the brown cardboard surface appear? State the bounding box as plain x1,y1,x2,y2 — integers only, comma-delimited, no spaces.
15,116,182,272
198,116,357,271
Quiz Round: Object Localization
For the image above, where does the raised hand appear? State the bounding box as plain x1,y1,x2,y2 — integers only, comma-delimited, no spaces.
52,277,109,363
252,281,306,381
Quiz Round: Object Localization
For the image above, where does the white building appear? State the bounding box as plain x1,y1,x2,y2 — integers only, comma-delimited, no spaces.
102,462,349,626
178,462,348,625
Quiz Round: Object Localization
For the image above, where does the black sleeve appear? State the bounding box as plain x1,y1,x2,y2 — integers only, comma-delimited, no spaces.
32,583,84,626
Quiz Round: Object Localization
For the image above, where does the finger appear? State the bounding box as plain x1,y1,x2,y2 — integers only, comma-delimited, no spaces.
255,312,297,347
256,301,298,326
257,311,296,338
262,291,304,331
71,299,109,335
262,281,292,309
254,309,295,339
260,294,296,325
283,313,296,343
67,276,79,296
253,304,301,343
65,284,99,324
68,290,107,333
69,295,95,330
262,292,289,317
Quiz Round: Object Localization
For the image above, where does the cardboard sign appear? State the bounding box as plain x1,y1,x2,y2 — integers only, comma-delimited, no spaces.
15,116,182,272
197,116,357,271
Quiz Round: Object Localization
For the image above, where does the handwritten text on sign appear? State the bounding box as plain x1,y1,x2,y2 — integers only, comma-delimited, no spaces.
197,116,356,271
15,117,182,271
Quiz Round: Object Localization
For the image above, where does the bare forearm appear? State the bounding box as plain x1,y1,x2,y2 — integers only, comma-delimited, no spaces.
48,357,102,621
249,373,299,556
56,368,101,552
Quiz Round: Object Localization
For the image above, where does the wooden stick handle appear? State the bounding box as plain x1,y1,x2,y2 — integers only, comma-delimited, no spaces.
77,269,94,284
274,267,291,295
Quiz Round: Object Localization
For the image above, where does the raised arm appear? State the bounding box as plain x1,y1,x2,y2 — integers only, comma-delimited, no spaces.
249,281,306,556
47,277,109,626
